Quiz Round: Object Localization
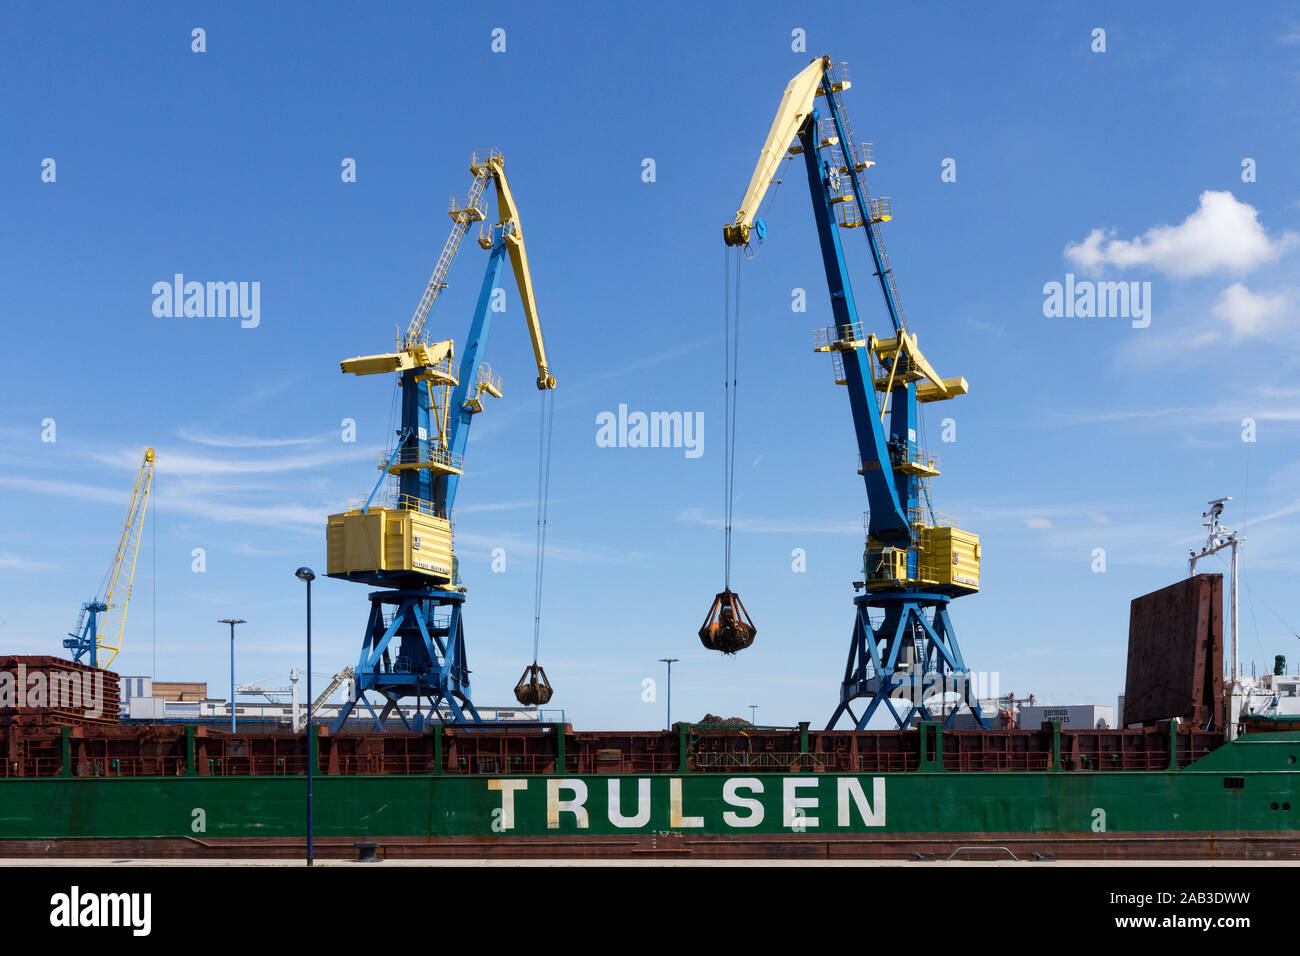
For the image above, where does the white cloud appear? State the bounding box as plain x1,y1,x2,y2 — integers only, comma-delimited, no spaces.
0,553,56,571
677,506,860,535
1064,191,1295,277
177,426,320,448
456,499,539,514
90,446,367,476
0,476,325,532
1024,517,1053,530
1053,390,1300,429
1211,283,1292,338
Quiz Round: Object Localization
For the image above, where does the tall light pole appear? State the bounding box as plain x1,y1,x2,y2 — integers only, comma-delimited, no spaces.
295,567,316,866
658,658,678,730
218,619,246,732
749,705,758,725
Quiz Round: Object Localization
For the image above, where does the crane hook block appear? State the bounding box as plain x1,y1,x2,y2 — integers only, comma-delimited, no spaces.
514,663,554,706
698,589,757,654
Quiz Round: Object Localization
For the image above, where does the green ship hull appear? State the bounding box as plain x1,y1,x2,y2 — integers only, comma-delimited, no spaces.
2,728,1297,859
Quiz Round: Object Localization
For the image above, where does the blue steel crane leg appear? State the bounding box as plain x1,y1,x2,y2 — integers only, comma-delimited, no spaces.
331,697,356,732
433,240,509,516
360,694,385,732
935,606,988,726
448,607,481,721
893,698,918,729
797,119,909,541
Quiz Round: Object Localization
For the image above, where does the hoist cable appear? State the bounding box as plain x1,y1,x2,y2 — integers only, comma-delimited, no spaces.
722,245,731,586
531,388,556,664
722,246,743,589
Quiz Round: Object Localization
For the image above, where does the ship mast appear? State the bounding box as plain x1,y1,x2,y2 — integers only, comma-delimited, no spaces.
1188,497,1241,685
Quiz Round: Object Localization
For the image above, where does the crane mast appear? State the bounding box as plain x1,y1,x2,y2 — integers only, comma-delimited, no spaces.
326,149,556,728
727,58,987,730
65,447,155,670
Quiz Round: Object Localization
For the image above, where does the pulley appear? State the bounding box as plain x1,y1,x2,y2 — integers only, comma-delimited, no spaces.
514,663,553,706
698,589,757,655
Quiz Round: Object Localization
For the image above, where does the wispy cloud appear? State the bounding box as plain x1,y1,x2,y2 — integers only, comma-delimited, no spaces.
177,425,322,448
1246,498,1300,528
677,506,859,535
455,530,614,564
0,476,325,533
0,553,56,571
1050,389,1300,429
457,499,542,514
90,445,368,476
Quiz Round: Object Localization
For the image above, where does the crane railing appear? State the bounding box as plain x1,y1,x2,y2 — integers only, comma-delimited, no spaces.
859,444,940,477
813,321,866,351
347,493,454,524
377,445,464,474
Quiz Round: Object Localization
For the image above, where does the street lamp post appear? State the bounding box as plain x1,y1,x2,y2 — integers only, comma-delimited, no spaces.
218,619,246,733
749,705,758,725
658,658,678,730
295,567,316,867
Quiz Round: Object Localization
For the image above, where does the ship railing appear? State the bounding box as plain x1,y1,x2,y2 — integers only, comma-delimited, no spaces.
942,752,1054,772
0,756,64,778
200,755,312,776
693,751,836,772
28,757,192,778
444,753,686,775
847,753,920,772
560,753,684,774
330,754,442,775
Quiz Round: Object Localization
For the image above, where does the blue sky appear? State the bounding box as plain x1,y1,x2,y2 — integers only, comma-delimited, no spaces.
3,2,1299,729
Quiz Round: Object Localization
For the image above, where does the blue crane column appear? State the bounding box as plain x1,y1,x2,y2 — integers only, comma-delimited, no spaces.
332,236,511,731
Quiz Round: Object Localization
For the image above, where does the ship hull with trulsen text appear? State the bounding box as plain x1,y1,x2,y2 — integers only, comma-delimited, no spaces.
1,720,1297,859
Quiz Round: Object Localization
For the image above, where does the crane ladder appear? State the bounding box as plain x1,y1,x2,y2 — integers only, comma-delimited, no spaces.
404,168,491,348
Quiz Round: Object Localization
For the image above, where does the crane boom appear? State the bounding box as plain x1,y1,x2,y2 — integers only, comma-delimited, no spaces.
486,156,556,390
724,56,834,247
296,666,353,731
98,447,154,669
66,447,154,669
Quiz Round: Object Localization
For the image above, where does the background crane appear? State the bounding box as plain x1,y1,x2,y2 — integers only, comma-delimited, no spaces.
725,57,987,730
64,446,155,670
326,149,557,729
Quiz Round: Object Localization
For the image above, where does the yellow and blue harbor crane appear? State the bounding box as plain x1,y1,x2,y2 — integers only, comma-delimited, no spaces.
724,58,987,730
65,446,155,670
326,150,556,729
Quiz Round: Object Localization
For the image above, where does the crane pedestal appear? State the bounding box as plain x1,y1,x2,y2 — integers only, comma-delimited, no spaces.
63,601,107,668
331,587,481,731
828,591,986,731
